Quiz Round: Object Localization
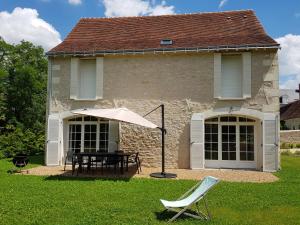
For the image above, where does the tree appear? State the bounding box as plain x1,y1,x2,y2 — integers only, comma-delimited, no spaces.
0,40,47,157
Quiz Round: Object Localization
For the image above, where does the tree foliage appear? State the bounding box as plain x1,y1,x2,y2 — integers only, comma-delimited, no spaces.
0,40,47,157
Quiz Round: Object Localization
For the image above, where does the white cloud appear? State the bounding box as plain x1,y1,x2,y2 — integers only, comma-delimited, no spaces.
103,0,148,17
102,0,175,17
0,7,61,51
149,1,174,16
276,34,300,89
218,0,228,8
68,0,82,5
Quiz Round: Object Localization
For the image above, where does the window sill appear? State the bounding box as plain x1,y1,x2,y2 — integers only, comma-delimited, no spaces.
216,97,249,101
71,98,101,101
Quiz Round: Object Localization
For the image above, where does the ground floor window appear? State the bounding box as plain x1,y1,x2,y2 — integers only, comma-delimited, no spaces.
68,116,109,153
205,116,255,162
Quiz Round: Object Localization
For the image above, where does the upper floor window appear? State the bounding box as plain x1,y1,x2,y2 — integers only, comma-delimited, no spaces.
70,57,103,100
214,52,251,100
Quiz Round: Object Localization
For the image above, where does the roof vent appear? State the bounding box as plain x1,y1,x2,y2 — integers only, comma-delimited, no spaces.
160,39,173,45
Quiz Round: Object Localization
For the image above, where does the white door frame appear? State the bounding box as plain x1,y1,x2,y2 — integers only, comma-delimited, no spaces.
204,117,258,169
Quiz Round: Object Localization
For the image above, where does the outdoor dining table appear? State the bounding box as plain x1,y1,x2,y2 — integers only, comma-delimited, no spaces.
75,151,132,174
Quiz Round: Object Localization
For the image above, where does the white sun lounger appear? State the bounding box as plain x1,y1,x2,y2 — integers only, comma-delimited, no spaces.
160,176,219,222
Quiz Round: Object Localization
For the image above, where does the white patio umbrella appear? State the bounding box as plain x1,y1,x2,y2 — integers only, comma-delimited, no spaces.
73,105,176,179
72,107,158,129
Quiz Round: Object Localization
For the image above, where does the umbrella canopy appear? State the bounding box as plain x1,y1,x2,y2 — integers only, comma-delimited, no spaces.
73,108,158,129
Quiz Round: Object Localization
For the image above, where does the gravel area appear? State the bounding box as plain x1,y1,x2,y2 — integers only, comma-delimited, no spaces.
23,166,278,183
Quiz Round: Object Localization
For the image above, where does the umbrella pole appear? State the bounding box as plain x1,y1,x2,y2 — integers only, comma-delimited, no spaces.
162,104,165,174
146,104,176,179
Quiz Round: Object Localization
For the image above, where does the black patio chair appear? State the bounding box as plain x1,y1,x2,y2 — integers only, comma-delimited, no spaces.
91,155,105,173
76,154,90,176
126,152,142,173
64,151,81,175
104,155,121,173
64,151,74,171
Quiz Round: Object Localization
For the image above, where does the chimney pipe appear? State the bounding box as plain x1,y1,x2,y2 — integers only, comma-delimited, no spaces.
296,83,300,100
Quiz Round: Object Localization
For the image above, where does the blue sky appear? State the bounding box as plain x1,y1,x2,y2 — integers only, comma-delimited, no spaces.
0,0,300,89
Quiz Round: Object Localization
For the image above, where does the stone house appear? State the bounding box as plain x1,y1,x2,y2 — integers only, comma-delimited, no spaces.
280,87,299,108
281,100,300,130
45,10,280,172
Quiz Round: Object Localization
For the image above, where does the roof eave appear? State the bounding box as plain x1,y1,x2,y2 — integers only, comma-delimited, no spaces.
46,44,280,57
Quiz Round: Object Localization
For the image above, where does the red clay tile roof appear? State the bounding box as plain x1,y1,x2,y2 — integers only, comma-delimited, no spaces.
281,100,300,120
47,10,279,55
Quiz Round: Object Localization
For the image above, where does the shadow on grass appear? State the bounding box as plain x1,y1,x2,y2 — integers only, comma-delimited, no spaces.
44,174,132,182
42,165,141,182
154,210,207,223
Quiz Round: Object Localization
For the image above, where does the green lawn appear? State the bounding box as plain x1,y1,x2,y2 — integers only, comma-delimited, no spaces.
0,155,300,225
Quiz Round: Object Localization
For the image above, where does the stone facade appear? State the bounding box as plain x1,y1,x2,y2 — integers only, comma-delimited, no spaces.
48,50,279,168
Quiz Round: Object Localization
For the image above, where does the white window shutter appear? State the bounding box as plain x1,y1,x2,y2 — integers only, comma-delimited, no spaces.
108,121,119,152
214,53,222,98
190,113,204,169
263,113,279,172
96,57,104,99
46,114,61,166
221,55,243,98
79,60,96,99
242,52,251,98
70,58,79,99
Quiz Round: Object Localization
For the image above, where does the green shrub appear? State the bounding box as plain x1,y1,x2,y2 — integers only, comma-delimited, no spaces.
0,126,44,158
280,143,300,149
281,142,289,149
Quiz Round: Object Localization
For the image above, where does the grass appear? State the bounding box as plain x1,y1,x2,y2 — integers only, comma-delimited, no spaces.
0,155,300,225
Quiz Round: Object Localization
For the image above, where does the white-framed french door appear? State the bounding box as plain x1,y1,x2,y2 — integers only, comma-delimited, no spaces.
67,117,109,154
205,116,257,169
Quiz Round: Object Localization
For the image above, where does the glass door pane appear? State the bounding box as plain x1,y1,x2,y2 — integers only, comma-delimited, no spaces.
240,125,254,161
204,124,218,160
99,123,109,152
222,125,236,160
84,124,97,153
68,124,82,159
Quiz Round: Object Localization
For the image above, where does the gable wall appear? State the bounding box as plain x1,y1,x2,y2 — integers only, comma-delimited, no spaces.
48,50,279,168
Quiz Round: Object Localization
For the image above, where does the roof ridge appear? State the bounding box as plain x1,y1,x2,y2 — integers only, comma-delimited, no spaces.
79,9,254,21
